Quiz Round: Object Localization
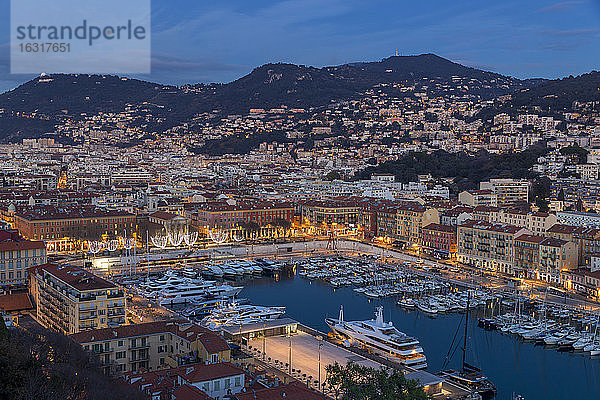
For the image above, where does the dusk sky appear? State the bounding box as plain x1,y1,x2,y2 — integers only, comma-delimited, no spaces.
1,0,600,93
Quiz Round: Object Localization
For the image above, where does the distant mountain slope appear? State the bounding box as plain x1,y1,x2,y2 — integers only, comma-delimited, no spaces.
0,53,550,141
0,74,171,115
477,71,600,120
210,54,537,112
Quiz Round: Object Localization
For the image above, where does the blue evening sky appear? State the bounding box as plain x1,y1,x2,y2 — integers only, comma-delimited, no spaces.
1,0,599,93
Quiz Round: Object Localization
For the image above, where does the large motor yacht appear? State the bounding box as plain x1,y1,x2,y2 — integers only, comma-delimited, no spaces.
326,305,427,369
200,301,286,329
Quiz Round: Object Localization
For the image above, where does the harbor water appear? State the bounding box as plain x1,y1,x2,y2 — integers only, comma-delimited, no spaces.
241,275,600,400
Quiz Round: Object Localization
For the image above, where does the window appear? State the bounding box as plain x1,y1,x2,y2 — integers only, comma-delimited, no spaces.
159,334,165,341
234,377,241,387
224,378,231,389
202,383,209,392
116,351,126,359
213,380,220,391
211,354,218,363
118,340,123,347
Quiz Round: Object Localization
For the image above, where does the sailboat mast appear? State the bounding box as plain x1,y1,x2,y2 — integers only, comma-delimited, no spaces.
462,290,471,370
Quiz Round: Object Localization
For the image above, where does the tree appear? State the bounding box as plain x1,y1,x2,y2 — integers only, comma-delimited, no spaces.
325,171,342,181
0,320,145,400
325,362,428,400
560,144,589,164
0,316,9,341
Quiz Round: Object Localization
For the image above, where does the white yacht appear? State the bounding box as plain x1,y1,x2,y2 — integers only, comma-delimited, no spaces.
326,306,427,369
140,270,242,305
158,281,243,305
200,301,286,329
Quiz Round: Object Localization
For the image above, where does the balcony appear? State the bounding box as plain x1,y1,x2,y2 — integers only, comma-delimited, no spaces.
128,343,150,350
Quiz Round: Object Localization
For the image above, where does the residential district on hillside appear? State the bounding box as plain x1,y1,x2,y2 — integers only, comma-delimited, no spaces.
3,75,600,400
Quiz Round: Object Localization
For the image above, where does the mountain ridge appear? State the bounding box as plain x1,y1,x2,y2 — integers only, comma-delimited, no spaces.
0,53,592,142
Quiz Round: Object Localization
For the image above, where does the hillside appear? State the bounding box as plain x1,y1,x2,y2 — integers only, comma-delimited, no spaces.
0,54,546,141
476,71,600,120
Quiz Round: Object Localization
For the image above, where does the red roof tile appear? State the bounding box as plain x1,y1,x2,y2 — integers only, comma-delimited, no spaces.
0,293,33,312
236,382,326,400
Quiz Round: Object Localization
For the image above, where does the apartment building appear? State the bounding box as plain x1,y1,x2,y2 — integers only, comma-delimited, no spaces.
479,178,529,207
299,199,359,226
563,268,600,300
189,201,294,231
488,209,557,235
440,206,473,226
458,189,497,207
0,229,46,286
396,204,440,244
547,224,600,265
12,205,135,251
576,164,599,180
457,220,530,275
538,237,578,283
419,223,457,258
375,206,400,239
70,320,231,375
557,210,600,228
124,362,245,400
514,234,544,279
28,263,126,334
515,234,577,282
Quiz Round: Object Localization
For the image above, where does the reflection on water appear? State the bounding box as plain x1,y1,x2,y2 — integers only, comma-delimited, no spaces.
241,275,600,400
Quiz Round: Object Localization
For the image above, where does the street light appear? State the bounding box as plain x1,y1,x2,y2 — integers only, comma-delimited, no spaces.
288,328,293,375
317,335,323,392
263,322,266,361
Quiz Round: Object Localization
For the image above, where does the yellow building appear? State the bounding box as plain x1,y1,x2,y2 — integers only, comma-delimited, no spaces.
396,204,440,244
457,220,530,275
70,320,231,375
28,263,126,334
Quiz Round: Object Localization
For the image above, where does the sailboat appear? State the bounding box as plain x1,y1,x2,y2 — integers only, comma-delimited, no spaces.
439,291,497,400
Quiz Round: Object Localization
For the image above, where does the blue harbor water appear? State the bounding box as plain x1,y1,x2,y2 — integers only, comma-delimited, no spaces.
240,275,600,400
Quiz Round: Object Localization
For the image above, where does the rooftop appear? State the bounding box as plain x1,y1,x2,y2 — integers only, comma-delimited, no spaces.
31,263,118,292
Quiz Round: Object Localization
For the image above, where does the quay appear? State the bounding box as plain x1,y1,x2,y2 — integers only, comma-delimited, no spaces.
217,317,472,399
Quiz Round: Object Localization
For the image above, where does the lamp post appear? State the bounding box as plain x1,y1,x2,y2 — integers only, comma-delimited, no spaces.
288,328,293,375
317,335,323,391
263,322,266,361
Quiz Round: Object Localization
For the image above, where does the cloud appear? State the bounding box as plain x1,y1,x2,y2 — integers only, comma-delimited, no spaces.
539,28,600,37
538,1,586,12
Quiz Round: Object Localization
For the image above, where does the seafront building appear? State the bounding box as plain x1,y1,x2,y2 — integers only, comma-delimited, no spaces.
70,320,231,375
0,229,46,286
457,220,530,275
28,263,126,334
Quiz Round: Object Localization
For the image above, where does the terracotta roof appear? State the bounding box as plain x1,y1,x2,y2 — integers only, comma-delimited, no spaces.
31,263,118,292
422,223,456,233
459,220,523,234
0,230,46,251
149,211,179,220
172,384,211,400
0,293,33,312
70,320,229,353
515,234,545,244
14,205,134,221
181,362,244,383
235,382,325,400
540,237,568,247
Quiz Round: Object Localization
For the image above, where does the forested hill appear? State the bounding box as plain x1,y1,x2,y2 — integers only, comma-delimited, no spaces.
477,71,600,120
357,145,550,193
